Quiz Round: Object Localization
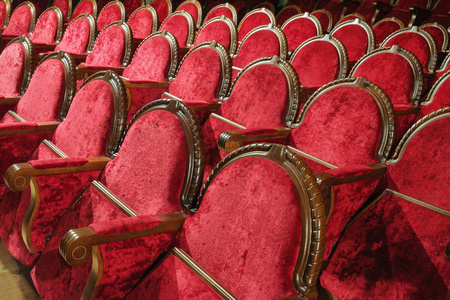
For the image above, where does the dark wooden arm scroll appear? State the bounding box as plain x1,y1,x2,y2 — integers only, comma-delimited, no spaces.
0,121,60,136
315,163,386,187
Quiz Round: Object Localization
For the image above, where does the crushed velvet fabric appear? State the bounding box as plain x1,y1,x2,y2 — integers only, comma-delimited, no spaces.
85,25,125,67
69,0,94,22
238,12,272,41
31,10,59,44
422,25,445,52
97,4,123,32
193,20,232,50
128,9,155,39
385,10,412,27
420,75,450,116
373,20,402,45
123,0,142,18
160,14,191,47
332,24,369,64
324,1,345,24
290,40,340,89
28,157,89,169
127,253,224,299
2,4,32,36
0,1,7,28
150,0,170,22
232,0,248,21
52,0,69,19
352,52,415,105
204,6,235,23
311,10,331,33
11,59,66,122
282,17,319,51
177,2,199,25
55,17,91,54
0,42,25,97
276,7,299,26
290,0,316,12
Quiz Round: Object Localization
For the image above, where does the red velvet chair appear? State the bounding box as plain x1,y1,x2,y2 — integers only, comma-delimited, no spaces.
281,12,322,53
434,52,450,83
29,6,64,56
384,0,432,27
127,5,157,40
0,70,129,266
0,0,12,30
191,15,237,54
30,98,205,300
231,23,287,80
123,0,144,18
350,0,392,26
289,0,317,13
254,1,275,13
419,71,450,117
96,0,125,32
203,2,237,25
330,18,375,66
176,0,202,28
120,144,326,299
380,26,438,89
1,1,36,46
290,34,348,97
426,0,450,27
159,10,195,49
237,7,276,42
276,4,301,25
338,12,368,24
320,107,450,300
311,9,333,32
420,22,449,62
322,0,360,26
68,0,97,22
372,17,404,46
231,0,249,22
0,36,34,119
51,0,72,20
149,0,172,23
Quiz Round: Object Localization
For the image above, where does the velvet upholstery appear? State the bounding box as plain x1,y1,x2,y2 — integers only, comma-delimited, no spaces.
421,24,447,52
97,2,123,31
0,42,25,97
193,18,233,51
160,13,193,47
85,24,125,67
231,0,248,22
204,5,235,23
323,0,346,24
123,0,142,18
128,7,156,39
373,18,403,45
2,3,32,36
311,10,332,33
281,14,321,51
238,9,273,41
52,0,69,19
276,5,300,25
30,10,59,45
69,0,94,22
289,0,316,12
420,72,450,116
331,21,373,64
176,2,200,26
0,1,8,28
150,0,171,22
55,16,92,55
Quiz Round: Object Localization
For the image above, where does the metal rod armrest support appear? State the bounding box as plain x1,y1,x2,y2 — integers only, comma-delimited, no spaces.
0,121,60,136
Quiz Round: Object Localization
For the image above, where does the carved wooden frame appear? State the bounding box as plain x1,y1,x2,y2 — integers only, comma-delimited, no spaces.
203,2,237,25
127,4,158,35
98,0,126,28
290,34,348,80
176,0,202,28
194,15,238,54
281,12,323,49
52,0,72,20
330,18,376,57
0,0,12,28
436,52,450,73
337,12,367,25
225,56,301,127
197,143,327,298
73,0,98,20
350,45,424,105
420,22,449,52
7,36,35,94
65,13,96,52
372,17,405,41
237,7,276,36
380,26,438,74
13,1,36,35
311,9,333,32
171,41,232,101
149,0,172,22
421,70,450,108
159,10,195,46
294,77,396,163
33,6,65,44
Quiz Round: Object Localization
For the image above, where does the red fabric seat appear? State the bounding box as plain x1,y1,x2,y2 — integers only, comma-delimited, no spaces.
2,1,35,37
127,5,157,39
159,11,195,48
192,15,237,54
350,0,392,26
96,0,125,32
30,7,64,45
311,9,333,32
176,0,202,28
123,0,143,18
54,13,96,55
0,71,129,266
149,0,172,23
323,0,360,25
0,0,12,29
203,2,237,24
289,0,317,13
30,99,205,300
420,22,449,53
372,17,404,46
419,71,450,116
337,13,367,25
281,12,322,52
51,0,71,20
237,8,275,42
276,4,301,25
68,0,97,23
321,108,450,300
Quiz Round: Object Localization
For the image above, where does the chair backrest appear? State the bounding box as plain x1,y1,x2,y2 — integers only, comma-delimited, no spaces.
168,41,232,103
52,0,71,20
311,9,333,32
55,13,96,55
419,71,450,116
69,0,97,22
85,21,133,68
52,70,128,157
231,0,249,22
30,7,64,45
350,46,424,106
290,34,348,90
127,5,157,39
420,22,449,53
102,99,205,213
2,1,35,36
0,0,12,29
323,1,346,25
232,24,287,74
289,0,317,12
222,56,301,128
203,2,237,24
254,1,275,12
0,36,34,97
380,26,438,74
159,11,195,47
387,107,450,211
175,143,326,299
11,51,76,123
176,0,202,28
330,18,375,65
96,0,125,31
123,0,144,18
337,13,367,25
192,15,237,54
149,0,172,23
276,4,301,25
372,17,404,46
237,8,275,41
281,12,322,52
292,77,395,166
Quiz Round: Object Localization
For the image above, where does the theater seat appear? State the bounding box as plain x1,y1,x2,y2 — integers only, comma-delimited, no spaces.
0,0,12,30
51,0,71,20
159,11,195,48
30,7,64,55
372,17,404,46
1,1,35,46
149,0,172,23
192,15,237,54
419,71,450,116
337,12,367,25
281,12,322,53
311,9,333,32
31,99,205,300
203,2,237,25
127,5,157,40
123,0,144,18
96,0,125,32
237,8,275,42
349,0,392,26
276,4,301,25
68,0,97,22
176,0,202,28
420,22,449,63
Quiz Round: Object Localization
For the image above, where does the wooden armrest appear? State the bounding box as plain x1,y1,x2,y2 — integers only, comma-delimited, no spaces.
122,79,170,89
218,127,291,153
394,105,420,116
183,100,221,112
5,157,110,192
77,65,125,78
0,121,60,136
70,53,88,61
0,96,21,106
315,163,386,187
60,211,187,266
33,43,57,50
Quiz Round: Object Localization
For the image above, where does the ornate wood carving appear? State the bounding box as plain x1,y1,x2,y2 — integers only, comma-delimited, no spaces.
159,10,195,46
127,4,158,35
311,9,333,32
203,2,237,25
98,0,126,27
34,6,65,44
337,13,367,25
281,12,323,39
237,7,276,35
149,0,172,23
421,70,450,108
195,15,238,55
420,22,449,52
330,18,376,57
7,36,35,94
177,0,202,28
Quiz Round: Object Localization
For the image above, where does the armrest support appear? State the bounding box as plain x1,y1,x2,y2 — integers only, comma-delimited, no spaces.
0,121,60,136
33,43,57,51
0,96,21,106
315,163,387,187
70,53,88,61
218,127,291,153
409,6,431,26
5,157,110,192
60,211,187,265
77,64,125,79
393,104,420,115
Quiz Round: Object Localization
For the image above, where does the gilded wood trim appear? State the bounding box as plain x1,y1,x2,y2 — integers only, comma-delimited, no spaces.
210,113,245,129
372,17,404,39
287,146,338,169
387,189,450,217
195,15,238,55
349,45,424,105
203,3,237,25
437,52,450,73
1,0,11,28
330,18,375,56
294,77,396,163
176,0,202,28
197,144,327,298
422,70,450,107
159,10,196,46
127,4,158,34
311,9,333,32
0,96,21,106
420,22,449,52
22,176,39,253
237,7,276,36
7,36,35,95
7,110,25,121
91,180,138,216
281,12,323,39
